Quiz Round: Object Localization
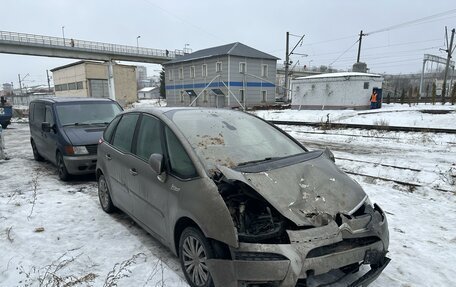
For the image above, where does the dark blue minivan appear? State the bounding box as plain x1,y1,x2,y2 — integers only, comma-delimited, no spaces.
29,97,122,180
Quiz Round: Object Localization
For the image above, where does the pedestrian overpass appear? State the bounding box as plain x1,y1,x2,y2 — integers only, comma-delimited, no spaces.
0,30,186,100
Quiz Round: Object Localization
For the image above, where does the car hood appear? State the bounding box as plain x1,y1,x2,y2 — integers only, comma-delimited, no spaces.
62,125,106,146
217,150,367,227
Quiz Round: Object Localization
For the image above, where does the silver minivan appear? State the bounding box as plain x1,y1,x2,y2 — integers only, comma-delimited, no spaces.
96,107,390,287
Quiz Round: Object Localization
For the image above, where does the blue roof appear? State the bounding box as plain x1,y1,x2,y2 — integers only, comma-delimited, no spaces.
164,42,279,65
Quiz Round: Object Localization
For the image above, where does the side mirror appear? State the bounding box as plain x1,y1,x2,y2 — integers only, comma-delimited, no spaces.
324,147,335,162
42,122,51,133
148,153,164,175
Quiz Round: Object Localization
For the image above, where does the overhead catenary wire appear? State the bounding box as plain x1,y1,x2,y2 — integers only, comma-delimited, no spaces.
328,39,359,66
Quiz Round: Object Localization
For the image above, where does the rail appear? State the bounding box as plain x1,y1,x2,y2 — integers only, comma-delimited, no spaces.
270,120,456,134
0,30,185,59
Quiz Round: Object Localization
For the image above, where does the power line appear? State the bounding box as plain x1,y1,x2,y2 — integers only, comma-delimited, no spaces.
366,8,456,35
328,39,359,66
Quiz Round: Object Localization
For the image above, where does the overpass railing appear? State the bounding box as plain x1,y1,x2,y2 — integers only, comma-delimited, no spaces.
0,30,185,59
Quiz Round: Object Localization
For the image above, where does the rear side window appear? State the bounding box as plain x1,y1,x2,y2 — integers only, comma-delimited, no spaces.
104,116,121,144
164,126,197,179
135,115,163,161
112,114,139,153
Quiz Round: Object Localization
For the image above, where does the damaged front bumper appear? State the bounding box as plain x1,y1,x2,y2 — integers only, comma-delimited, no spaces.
207,204,390,287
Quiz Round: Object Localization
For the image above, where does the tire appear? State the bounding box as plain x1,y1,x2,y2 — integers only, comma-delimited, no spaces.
31,140,44,161
98,174,116,213
1,123,7,129
56,152,70,181
179,227,215,287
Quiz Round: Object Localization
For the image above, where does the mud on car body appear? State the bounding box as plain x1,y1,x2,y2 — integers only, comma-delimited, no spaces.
96,108,390,287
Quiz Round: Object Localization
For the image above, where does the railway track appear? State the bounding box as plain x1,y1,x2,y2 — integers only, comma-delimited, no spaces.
270,120,456,134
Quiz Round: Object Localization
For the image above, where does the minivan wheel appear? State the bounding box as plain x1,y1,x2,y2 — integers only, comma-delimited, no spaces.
98,174,116,213
31,140,44,161
179,227,215,287
56,152,70,181
1,123,7,129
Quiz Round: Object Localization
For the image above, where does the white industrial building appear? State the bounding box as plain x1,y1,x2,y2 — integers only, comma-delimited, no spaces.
137,86,160,99
291,72,383,110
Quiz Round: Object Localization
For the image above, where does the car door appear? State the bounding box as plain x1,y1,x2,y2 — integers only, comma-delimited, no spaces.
102,113,139,213
42,104,58,163
31,102,47,158
129,114,169,241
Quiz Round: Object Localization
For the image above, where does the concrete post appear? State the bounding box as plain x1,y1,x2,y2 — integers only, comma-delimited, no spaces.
107,61,116,100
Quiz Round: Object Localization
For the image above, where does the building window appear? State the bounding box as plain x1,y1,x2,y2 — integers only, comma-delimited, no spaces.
68,82,77,90
261,90,267,102
261,64,268,77
202,64,207,77
240,89,245,103
190,66,195,79
179,67,184,80
216,62,222,73
203,90,208,103
364,82,369,89
239,62,246,73
180,91,184,102
76,81,83,89
168,70,174,81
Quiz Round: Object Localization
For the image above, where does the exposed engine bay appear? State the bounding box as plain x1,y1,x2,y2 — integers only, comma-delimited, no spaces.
217,181,291,243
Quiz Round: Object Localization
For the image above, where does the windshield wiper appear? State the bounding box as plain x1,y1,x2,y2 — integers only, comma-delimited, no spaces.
237,157,280,166
62,123,91,127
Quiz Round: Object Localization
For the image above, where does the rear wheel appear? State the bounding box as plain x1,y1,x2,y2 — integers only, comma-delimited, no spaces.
31,140,44,161
179,227,215,287
98,174,116,213
56,152,70,181
1,123,7,129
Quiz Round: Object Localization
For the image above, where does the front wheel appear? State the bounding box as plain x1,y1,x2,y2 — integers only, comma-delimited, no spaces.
1,123,7,129
179,227,215,287
56,152,70,181
31,140,44,161
98,174,116,213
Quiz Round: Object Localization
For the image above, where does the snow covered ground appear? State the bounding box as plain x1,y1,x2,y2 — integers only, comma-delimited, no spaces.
1,103,455,286
255,103,456,129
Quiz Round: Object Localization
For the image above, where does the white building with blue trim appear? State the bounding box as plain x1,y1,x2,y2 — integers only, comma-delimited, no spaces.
163,42,278,109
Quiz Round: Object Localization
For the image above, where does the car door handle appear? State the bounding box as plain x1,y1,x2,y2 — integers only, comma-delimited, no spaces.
129,168,138,176
105,154,112,160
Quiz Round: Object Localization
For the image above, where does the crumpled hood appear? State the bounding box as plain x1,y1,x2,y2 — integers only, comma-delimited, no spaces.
218,151,367,227
62,126,105,146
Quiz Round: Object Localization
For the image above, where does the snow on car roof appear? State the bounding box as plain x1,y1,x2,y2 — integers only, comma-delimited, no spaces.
295,72,382,80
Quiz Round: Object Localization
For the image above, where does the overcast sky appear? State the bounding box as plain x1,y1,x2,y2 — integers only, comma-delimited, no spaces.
1,0,455,88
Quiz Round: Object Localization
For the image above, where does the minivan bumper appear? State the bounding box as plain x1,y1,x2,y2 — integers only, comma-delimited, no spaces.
207,205,389,287
63,154,97,175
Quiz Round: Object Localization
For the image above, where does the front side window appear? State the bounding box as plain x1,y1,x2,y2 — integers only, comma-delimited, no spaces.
45,105,55,126
103,115,121,144
165,126,197,179
33,103,45,124
112,114,139,153
135,115,162,161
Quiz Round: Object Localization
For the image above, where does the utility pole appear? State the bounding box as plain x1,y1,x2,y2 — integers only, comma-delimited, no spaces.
441,28,455,100
356,30,366,63
46,70,51,93
284,32,305,102
284,32,290,102
18,74,22,95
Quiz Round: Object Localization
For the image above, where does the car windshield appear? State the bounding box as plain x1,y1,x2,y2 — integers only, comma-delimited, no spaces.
165,109,305,170
56,102,122,126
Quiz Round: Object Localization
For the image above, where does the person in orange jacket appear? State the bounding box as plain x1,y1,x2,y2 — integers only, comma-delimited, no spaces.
370,91,378,109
